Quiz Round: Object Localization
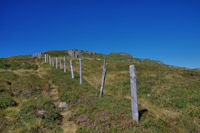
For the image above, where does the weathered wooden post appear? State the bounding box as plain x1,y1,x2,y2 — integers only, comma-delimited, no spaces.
60,57,62,69
52,57,54,67
99,56,106,97
49,56,51,65
70,60,74,79
64,56,66,72
46,54,48,63
44,54,47,63
56,57,58,69
79,58,82,84
129,65,139,122
50,57,52,66
46,54,47,63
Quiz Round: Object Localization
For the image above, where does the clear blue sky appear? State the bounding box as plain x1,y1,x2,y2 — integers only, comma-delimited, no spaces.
0,0,200,68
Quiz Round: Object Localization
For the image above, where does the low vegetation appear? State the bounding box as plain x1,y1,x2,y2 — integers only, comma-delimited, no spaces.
0,51,199,133
0,56,38,70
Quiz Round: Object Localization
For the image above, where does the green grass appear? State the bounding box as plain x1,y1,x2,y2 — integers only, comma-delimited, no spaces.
107,52,133,60
0,92,17,109
0,52,200,132
0,57,38,70
19,95,62,123
64,57,200,132
0,57,62,132
42,57,200,132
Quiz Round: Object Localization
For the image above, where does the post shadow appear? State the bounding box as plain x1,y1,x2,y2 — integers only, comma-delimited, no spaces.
139,109,148,120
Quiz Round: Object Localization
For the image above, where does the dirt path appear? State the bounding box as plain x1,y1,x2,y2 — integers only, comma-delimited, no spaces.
49,82,77,133
37,61,77,133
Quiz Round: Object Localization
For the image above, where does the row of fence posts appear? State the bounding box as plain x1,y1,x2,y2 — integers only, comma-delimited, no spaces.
44,54,79,83
43,53,138,122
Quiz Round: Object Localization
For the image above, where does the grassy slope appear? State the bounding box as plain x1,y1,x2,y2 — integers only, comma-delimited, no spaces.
0,56,63,132
66,57,200,132
0,52,200,133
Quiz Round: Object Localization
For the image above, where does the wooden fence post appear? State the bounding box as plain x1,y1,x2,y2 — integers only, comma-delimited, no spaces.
46,54,48,63
99,56,106,97
60,57,62,69
64,56,66,72
70,60,74,79
129,65,139,122
56,57,58,69
44,54,47,63
52,57,54,66
79,58,82,84
49,56,51,65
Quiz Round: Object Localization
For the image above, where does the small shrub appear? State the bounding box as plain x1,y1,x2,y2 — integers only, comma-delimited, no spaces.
0,92,17,109
0,63,10,69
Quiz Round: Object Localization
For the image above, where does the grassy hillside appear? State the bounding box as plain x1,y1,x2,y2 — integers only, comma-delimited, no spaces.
0,51,199,133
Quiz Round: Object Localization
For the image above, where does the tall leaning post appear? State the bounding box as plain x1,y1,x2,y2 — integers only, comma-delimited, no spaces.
129,65,139,122
64,56,66,72
70,59,74,79
99,56,106,97
79,58,82,84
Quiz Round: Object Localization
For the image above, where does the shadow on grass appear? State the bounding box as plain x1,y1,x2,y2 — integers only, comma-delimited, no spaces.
139,109,148,120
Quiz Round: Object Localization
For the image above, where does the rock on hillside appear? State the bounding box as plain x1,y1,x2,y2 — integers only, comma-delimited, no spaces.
64,49,96,58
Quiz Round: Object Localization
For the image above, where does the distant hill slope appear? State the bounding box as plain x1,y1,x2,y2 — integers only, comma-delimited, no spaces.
0,50,199,132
